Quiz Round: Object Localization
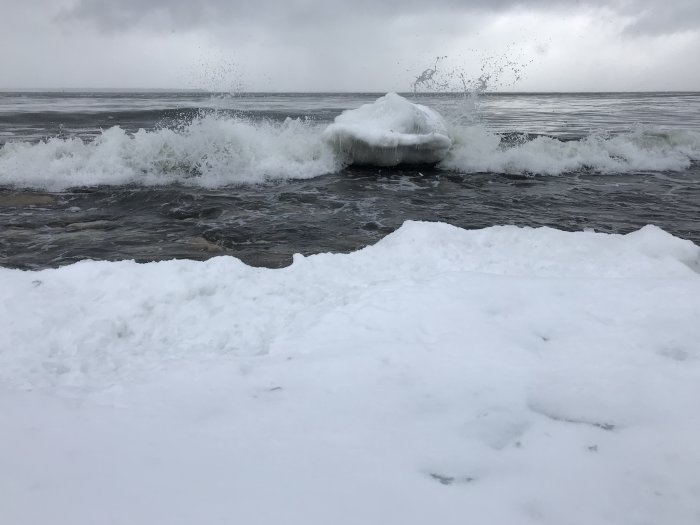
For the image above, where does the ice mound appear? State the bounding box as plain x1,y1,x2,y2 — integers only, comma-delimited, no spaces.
324,93,452,166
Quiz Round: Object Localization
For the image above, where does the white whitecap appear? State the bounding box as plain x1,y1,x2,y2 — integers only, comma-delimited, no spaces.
0,115,340,191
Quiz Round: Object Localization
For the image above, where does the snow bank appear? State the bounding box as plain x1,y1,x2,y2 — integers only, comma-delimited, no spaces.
324,93,452,165
2,222,700,524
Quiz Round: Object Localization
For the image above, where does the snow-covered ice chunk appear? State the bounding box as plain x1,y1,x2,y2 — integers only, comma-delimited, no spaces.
324,93,452,166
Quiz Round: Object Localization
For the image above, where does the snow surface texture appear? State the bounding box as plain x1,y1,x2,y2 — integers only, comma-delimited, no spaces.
2,221,700,524
323,92,453,166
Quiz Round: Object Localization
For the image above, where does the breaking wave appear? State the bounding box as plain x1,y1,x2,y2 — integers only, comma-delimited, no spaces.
443,125,700,176
0,115,340,190
1,112,699,190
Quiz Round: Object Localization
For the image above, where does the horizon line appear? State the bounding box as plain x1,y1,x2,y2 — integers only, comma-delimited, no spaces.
2,88,700,95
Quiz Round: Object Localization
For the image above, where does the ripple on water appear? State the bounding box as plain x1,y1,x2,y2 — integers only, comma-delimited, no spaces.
1,166,699,269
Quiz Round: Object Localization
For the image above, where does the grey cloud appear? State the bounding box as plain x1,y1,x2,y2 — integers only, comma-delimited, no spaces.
58,0,588,31
3,0,698,90
624,1,700,35
58,0,700,38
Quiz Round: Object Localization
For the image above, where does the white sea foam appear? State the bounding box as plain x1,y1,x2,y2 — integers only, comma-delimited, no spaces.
441,125,700,175
0,114,340,190
1,102,700,190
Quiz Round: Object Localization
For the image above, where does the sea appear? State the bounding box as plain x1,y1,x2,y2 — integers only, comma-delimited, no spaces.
1,91,699,269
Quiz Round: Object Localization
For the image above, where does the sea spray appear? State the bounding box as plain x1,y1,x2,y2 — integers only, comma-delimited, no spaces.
411,46,535,131
413,51,530,94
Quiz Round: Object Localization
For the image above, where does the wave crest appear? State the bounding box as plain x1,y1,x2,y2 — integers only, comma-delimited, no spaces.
0,115,340,190
442,125,700,175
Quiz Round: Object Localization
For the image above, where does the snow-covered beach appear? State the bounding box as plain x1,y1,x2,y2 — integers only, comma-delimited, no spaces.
3,0,700,518
3,221,700,524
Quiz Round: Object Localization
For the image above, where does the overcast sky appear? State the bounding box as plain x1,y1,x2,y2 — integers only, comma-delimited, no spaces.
1,0,699,92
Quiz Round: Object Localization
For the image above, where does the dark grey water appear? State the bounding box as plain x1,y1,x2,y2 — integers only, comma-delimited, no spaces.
1,91,699,269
